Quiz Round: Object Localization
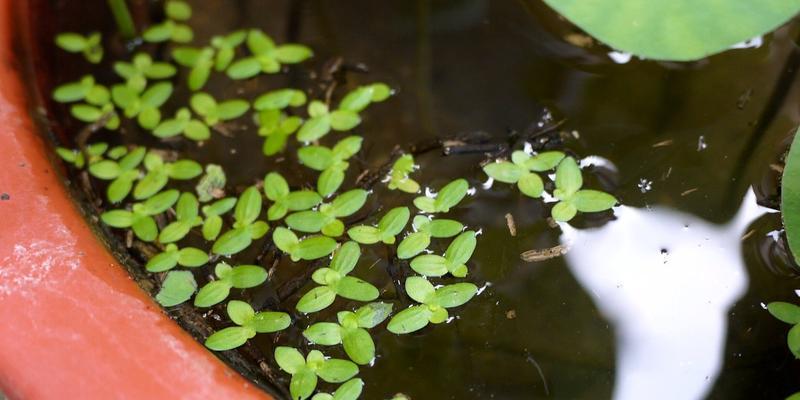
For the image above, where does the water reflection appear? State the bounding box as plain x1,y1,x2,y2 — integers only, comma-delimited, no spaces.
561,190,773,400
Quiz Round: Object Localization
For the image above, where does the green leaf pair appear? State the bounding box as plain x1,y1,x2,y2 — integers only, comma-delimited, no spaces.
296,242,379,313
201,197,237,241
194,262,268,307
190,92,250,126
111,82,173,130
172,30,247,90
396,216,464,260
145,243,208,272
134,151,203,200
273,227,338,262
409,231,476,278
413,178,469,213
195,164,226,202
274,347,359,400
263,172,322,221
70,103,120,130
550,157,617,222
303,302,392,365
256,110,303,156
212,186,269,255
55,32,102,63
113,53,176,93
204,301,290,351
767,302,800,359
100,189,179,241
52,75,109,105
387,154,420,193
387,277,478,334
296,101,359,143
158,192,203,243
142,1,193,44
86,147,145,202
153,108,210,141
55,142,109,169
310,378,364,400
253,89,307,155
297,136,363,197
338,83,392,113
483,150,565,198
285,189,368,237
347,207,410,245
155,270,197,307
226,29,312,79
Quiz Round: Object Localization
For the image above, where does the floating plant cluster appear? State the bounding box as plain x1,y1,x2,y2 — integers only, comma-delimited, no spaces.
52,1,617,398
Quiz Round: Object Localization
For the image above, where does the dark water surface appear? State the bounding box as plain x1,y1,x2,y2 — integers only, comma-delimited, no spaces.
24,1,800,399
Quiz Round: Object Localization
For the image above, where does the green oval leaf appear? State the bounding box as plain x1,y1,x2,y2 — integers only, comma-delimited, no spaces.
543,0,800,61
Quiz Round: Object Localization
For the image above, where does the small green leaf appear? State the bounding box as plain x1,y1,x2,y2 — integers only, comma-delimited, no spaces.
226,57,262,79
317,359,359,383
318,168,345,198
297,116,332,142
227,300,255,325
551,201,578,222
249,311,291,333
329,110,361,131
294,236,338,261
229,265,268,288
355,302,393,329
155,270,197,307
297,286,337,313
291,369,318,400
483,162,523,183
235,186,262,224
286,211,328,233
177,247,209,267
445,230,476,266
409,254,448,277
387,305,432,334
377,207,410,243
432,283,478,308
165,0,192,20
330,241,360,275
341,328,374,365
275,346,306,374
335,276,379,302
555,157,583,198
205,326,254,351
303,322,343,346
789,324,800,359
194,280,232,307
298,146,334,171
405,276,435,304
397,231,430,259
329,189,368,217
347,226,381,245
435,179,469,212
526,151,565,171
274,44,313,63
212,227,252,255
768,302,800,324
518,173,544,198
571,189,617,212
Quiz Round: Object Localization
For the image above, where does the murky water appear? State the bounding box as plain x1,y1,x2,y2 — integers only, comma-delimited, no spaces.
21,1,800,398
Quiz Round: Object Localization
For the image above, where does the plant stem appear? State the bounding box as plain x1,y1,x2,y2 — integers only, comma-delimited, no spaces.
107,0,136,39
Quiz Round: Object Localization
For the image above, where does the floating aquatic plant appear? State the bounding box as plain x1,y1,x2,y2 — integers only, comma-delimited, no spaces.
274,347,359,400
205,301,290,351
387,277,477,334
303,302,393,365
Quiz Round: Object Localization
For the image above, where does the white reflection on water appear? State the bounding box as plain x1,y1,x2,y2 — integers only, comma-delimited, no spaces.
560,190,771,400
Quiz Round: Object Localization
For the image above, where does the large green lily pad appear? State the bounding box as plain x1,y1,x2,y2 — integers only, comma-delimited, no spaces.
783,127,800,264
543,0,800,61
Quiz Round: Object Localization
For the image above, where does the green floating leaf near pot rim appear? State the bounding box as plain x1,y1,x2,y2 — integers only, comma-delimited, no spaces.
782,127,800,265
543,0,800,61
